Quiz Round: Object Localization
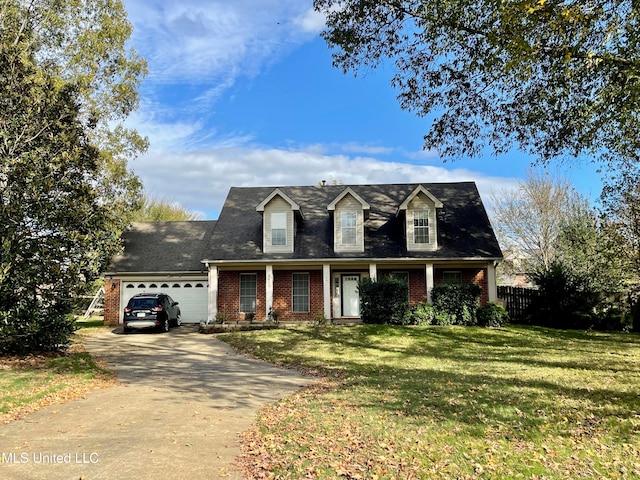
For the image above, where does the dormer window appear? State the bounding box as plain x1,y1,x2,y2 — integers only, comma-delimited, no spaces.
328,187,370,253
256,188,303,254
341,211,357,245
398,185,443,252
271,212,287,246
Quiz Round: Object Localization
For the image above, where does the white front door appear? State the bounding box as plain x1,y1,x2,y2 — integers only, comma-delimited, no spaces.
342,275,360,317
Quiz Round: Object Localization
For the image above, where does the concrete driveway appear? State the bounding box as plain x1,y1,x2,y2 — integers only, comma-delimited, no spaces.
0,326,313,480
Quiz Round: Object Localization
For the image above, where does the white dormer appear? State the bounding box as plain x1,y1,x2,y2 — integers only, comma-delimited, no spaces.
327,187,370,253
397,185,443,252
256,188,302,254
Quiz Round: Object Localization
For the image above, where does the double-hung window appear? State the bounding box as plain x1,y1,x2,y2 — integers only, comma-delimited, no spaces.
413,210,430,244
239,274,257,313
443,271,462,284
341,211,357,245
271,212,287,246
292,273,309,313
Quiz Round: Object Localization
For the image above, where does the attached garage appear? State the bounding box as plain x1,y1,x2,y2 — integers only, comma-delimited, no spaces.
103,221,216,326
119,278,208,324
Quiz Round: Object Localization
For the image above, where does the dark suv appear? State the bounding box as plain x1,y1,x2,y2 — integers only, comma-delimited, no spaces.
123,293,181,333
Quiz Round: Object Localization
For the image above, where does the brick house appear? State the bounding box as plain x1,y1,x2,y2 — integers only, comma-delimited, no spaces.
103,182,502,325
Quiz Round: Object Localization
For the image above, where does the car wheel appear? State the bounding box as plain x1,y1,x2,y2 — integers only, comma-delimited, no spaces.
161,317,170,333
175,312,182,327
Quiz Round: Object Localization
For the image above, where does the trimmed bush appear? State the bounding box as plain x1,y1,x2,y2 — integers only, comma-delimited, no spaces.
432,311,454,326
359,278,409,325
431,283,482,326
477,302,509,328
408,301,436,325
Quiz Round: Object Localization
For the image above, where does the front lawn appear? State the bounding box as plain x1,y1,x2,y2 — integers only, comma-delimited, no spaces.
221,325,640,479
0,326,116,424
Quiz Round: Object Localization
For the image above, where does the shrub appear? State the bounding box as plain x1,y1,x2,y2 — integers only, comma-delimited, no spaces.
359,278,409,325
477,302,509,328
592,307,633,332
409,302,435,325
432,311,454,326
0,306,76,355
528,261,600,329
313,311,328,326
431,283,482,326
215,312,227,324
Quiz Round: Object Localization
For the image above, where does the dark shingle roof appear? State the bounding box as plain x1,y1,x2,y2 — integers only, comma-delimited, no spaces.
106,221,217,273
204,182,502,261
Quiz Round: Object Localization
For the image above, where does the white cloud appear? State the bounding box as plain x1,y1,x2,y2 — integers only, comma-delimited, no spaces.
124,0,319,85
293,7,326,33
125,108,254,152
131,146,520,219
340,143,395,155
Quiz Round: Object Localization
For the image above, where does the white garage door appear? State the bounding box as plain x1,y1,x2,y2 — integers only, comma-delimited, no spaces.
120,280,208,324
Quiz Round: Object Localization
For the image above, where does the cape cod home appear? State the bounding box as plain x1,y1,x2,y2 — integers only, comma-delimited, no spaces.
103,182,502,325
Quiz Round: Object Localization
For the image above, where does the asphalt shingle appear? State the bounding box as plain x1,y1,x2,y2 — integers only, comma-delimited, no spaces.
107,221,217,273
203,182,502,262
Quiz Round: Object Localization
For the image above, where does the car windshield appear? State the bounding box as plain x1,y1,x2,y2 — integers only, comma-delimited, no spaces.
128,298,157,310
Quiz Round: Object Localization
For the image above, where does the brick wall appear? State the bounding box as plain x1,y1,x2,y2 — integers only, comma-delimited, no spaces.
103,279,121,326
217,269,324,322
409,270,427,306
217,271,266,322
272,270,323,321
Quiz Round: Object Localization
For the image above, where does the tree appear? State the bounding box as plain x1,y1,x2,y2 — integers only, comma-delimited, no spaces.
600,169,640,280
1,0,148,224
599,169,640,331
0,1,146,352
132,194,204,222
555,200,626,294
528,261,600,329
315,0,640,166
491,169,586,274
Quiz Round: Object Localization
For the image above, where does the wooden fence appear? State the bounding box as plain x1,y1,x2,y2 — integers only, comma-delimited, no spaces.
497,286,540,324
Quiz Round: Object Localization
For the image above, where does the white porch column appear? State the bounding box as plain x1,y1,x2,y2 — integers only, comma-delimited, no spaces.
425,264,434,304
323,263,331,320
369,263,377,281
487,262,497,302
265,264,274,319
208,265,218,322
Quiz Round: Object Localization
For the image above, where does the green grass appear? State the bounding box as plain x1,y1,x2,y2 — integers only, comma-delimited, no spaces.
0,344,116,423
74,317,105,329
221,325,640,479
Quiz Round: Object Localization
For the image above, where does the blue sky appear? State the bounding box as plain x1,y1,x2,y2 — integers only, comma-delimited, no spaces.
122,0,604,220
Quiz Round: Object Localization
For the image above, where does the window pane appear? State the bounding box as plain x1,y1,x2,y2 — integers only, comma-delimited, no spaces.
240,274,257,313
271,212,287,246
414,210,430,243
341,211,357,245
443,271,462,283
292,273,309,313
389,272,409,284
272,229,286,246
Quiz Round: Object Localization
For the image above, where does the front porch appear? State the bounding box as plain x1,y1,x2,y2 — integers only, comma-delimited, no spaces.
206,261,496,324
